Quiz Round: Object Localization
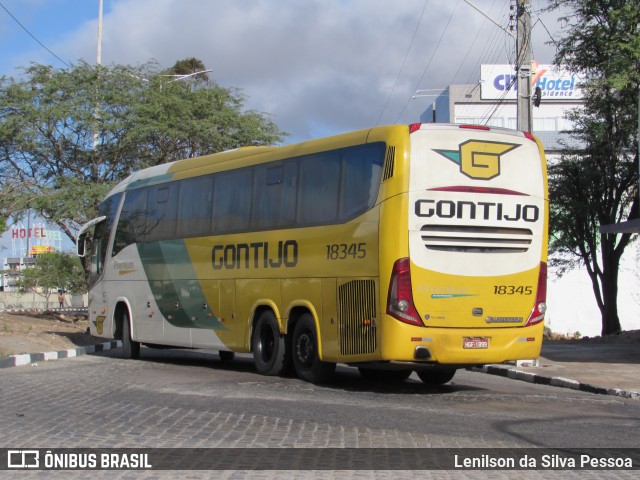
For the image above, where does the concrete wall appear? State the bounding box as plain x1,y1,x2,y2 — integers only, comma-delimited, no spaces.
0,292,88,311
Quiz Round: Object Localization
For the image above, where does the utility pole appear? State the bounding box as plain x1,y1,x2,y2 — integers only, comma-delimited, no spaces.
96,0,103,66
93,0,103,150
516,0,532,132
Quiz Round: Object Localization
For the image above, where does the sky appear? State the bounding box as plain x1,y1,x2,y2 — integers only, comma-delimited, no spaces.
3,1,640,336
0,0,564,143
0,0,564,252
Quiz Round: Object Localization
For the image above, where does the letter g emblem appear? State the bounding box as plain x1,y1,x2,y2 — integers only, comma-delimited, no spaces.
434,140,519,180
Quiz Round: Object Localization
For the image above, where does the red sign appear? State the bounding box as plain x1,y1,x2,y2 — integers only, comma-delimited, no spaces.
11,228,47,239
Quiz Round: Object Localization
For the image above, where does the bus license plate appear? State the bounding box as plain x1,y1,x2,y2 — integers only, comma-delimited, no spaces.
463,337,489,349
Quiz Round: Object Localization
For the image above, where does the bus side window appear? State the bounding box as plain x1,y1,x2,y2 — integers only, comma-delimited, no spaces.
340,144,384,219
298,152,340,224
113,188,148,256
85,193,121,286
252,162,297,229
147,184,178,241
177,176,213,238
213,169,253,233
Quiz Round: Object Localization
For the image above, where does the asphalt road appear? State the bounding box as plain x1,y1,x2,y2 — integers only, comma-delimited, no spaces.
1,347,639,479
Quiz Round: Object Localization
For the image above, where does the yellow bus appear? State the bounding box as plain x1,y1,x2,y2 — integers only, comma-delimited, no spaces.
77,123,548,385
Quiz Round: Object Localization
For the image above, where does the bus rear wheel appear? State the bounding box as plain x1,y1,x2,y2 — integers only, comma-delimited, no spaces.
292,314,335,384
122,311,140,360
416,368,456,385
252,310,289,376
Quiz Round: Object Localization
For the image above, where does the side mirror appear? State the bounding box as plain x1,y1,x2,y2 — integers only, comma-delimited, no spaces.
77,232,87,258
76,216,106,258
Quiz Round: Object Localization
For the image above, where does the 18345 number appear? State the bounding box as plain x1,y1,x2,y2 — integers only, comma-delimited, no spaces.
326,243,366,260
493,285,533,295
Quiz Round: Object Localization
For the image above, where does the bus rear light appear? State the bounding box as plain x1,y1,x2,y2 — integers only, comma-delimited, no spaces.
387,258,423,326
524,131,536,141
459,124,490,131
409,123,422,134
429,185,527,196
526,262,547,326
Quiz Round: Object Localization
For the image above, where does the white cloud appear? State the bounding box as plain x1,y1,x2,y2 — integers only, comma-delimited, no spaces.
15,0,563,142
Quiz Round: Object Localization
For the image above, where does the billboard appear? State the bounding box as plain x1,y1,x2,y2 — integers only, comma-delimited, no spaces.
481,63,583,101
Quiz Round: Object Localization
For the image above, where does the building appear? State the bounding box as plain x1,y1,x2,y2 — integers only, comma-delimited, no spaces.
1,222,65,292
420,63,583,156
1,257,36,292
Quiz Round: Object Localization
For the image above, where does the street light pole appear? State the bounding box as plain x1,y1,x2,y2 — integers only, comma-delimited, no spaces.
412,89,448,122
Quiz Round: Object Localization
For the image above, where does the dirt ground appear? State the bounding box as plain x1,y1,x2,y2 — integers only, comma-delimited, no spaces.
0,310,638,358
0,311,103,357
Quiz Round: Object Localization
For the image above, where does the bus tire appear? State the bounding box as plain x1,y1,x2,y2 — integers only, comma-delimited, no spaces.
252,310,289,376
292,314,335,384
358,368,412,383
416,368,456,385
122,311,140,360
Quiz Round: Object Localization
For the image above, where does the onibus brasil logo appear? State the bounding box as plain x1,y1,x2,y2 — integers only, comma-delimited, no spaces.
434,140,520,180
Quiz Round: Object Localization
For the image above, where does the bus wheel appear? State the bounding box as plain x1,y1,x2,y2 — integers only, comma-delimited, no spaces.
358,368,412,383
252,311,289,376
122,311,140,360
219,351,235,362
292,314,335,384
416,368,456,385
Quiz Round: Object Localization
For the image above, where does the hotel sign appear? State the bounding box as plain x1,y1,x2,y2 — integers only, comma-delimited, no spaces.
481,63,583,101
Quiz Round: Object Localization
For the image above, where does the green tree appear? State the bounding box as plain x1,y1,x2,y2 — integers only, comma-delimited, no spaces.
129,68,284,165
547,0,640,335
20,252,86,298
169,57,210,82
0,59,286,243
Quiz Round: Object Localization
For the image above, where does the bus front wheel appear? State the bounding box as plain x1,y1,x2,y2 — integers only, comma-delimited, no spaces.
292,314,335,384
122,311,140,360
252,311,289,376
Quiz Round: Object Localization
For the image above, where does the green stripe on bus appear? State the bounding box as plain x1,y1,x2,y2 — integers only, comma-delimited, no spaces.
137,240,227,331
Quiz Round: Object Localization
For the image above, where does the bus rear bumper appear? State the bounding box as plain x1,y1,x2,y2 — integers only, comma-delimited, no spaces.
380,318,544,366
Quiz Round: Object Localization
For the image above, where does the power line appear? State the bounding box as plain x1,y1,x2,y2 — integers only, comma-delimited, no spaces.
0,1,71,68
449,0,497,86
454,1,516,124
375,0,431,126
396,0,462,122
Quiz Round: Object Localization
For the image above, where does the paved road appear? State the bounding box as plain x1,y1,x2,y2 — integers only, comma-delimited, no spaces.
1,347,639,479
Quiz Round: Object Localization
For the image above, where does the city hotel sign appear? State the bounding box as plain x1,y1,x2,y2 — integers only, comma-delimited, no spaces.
481,63,583,101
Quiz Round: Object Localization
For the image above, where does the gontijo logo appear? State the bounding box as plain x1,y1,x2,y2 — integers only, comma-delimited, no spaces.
434,141,519,180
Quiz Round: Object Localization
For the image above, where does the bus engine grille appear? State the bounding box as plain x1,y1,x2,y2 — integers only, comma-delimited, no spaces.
338,280,377,356
420,225,533,253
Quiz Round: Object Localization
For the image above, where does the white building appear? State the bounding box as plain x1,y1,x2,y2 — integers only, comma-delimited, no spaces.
1,257,36,292
1,222,65,292
418,64,640,337
420,63,582,156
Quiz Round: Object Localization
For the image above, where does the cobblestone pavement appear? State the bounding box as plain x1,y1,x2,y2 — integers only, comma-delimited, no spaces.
1,349,639,479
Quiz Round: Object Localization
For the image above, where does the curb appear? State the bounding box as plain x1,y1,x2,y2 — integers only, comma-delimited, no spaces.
0,341,122,369
471,364,640,400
